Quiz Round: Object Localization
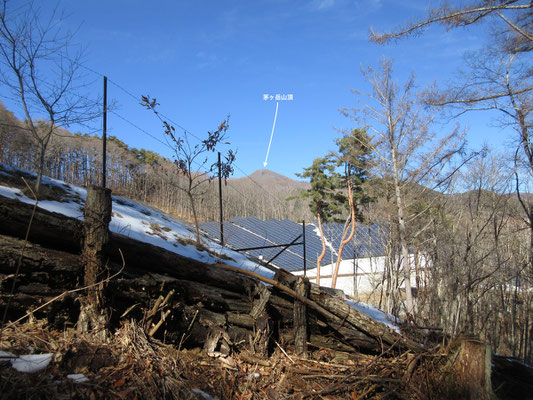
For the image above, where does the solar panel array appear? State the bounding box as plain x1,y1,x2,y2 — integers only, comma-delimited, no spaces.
199,218,388,272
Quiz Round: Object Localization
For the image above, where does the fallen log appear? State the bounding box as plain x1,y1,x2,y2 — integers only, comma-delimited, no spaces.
0,196,81,252
0,194,422,355
212,263,423,353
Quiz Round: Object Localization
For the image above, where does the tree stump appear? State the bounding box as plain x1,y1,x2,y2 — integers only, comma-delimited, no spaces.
294,276,309,357
78,185,112,340
450,338,496,400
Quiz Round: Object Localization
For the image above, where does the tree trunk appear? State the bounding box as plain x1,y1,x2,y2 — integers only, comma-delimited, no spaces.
392,169,414,316
332,181,356,288
316,213,325,286
187,190,201,244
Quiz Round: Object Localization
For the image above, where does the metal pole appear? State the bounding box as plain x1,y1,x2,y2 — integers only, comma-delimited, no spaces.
102,76,107,188
218,152,224,246
303,220,307,276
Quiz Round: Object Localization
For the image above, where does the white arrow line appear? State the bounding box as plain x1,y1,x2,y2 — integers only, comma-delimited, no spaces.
264,101,279,168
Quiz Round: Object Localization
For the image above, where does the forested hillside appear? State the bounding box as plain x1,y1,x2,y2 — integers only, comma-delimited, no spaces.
0,101,313,223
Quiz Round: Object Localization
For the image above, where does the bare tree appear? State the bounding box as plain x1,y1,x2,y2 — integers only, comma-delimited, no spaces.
370,0,533,53
0,0,98,193
141,95,235,244
341,59,462,316
375,1,533,270
428,45,532,251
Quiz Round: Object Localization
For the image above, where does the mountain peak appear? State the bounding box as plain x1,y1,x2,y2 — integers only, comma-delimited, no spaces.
233,169,308,189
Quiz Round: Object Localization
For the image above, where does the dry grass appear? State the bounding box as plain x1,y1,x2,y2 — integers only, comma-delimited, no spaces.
0,320,197,399
0,318,478,400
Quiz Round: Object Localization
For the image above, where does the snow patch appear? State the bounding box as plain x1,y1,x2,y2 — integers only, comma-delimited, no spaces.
10,353,53,373
0,350,16,363
192,388,219,400
0,185,23,199
345,299,401,333
67,373,90,383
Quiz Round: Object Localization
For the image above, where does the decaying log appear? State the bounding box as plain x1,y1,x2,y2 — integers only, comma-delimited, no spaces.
0,234,81,321
0,196,81,251
213,263,423,353
308,285,423,353
0,196,257,298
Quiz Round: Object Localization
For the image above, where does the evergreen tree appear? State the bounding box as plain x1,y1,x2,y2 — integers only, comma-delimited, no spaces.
330,128,373,288
297,156,344,284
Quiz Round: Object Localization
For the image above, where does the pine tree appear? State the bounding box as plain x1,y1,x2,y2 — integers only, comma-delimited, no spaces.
297,156,344,285
330,128,373,288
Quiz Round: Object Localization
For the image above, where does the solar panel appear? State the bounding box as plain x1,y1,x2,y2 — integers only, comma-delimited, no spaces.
201,218,388,272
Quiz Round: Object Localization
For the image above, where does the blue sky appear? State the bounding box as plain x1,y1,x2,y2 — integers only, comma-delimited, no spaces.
4,0,508,179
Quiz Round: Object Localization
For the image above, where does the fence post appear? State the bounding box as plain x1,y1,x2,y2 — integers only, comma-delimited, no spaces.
218,152,224,246
294,276,309,357
303,220,306,276
102,76,107,188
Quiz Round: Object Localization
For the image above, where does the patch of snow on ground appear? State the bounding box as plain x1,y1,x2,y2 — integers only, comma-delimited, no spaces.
10,353,53,373
345,299,401,333
192,388,219,400
0,350,16,363
0,163,273,279
67,373,90,383
0,185,23,200
38,199,83,219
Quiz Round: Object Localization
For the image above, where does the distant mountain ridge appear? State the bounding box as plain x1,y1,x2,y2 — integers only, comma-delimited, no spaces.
232,169,309,190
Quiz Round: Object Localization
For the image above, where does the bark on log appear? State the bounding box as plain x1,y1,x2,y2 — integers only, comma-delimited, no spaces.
0,196,81,251
250,284,271,320
0,234,81,321
308,285,423,353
